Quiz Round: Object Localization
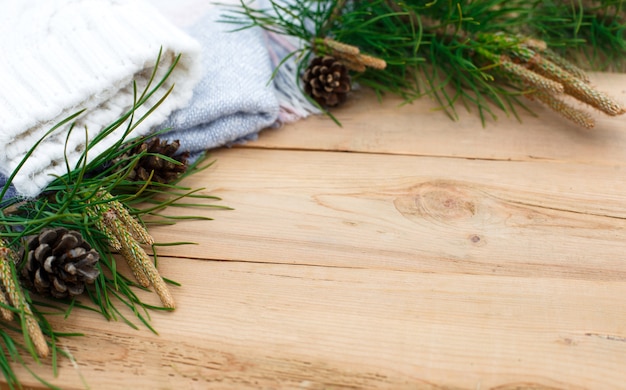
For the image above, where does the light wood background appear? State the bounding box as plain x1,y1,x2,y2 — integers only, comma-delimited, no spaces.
7,73,626,389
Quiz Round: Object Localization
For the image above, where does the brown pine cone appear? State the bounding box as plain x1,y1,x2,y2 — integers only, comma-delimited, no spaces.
302,56,351,107
21,228,100,299
117,138,189,184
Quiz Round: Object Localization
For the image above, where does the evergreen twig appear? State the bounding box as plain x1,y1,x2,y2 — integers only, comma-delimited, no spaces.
225,0,625,126
0,50,223,387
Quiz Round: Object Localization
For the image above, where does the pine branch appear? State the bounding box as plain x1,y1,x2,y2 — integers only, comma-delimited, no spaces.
226,0,625,126
529,0,626,71
0,50,224,387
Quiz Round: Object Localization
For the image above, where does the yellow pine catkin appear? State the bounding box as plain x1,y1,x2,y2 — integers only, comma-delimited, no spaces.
24,311,49,358
321,38,386,71
98,191,154,245
339,58,367,72
87,205,122,251
500,56,564,94
0,291,13,321
530,55,625,116
522,38,548,52
0,246,49,358
111,200,154,246
338,53,387,72
102,210,150,288
323,37,360,55
356,53,387,70
0,249,15,321
530,90,595,128
540,48,590,83
0,249,17,307
564,79,625,116
137,253,175,309
102,210,174,308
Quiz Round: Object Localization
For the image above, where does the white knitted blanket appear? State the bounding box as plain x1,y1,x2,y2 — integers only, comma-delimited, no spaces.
0,0,318,200
0,0,201,198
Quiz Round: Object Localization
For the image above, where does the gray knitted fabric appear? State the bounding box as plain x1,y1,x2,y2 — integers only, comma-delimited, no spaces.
157,13,280,151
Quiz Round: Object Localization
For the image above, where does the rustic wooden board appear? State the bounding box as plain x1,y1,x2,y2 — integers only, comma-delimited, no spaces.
6,72,626,389
12,257,626,389
152,149,626,279
250,72,626,164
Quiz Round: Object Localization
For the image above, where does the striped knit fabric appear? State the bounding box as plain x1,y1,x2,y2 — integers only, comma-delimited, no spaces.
0,0,201,198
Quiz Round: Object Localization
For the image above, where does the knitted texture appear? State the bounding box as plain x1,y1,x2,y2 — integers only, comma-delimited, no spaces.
156,11,280,152
0,0,201,198
151,0,319,125
0,0,318,200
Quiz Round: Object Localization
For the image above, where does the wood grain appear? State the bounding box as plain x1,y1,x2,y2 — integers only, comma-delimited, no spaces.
5,72,626,389
12,258,626,389
249,72,626,164
152,149,626,282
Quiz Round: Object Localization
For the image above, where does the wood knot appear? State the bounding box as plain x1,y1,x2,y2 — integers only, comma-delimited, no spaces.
468,234,486,247
394,181,478,224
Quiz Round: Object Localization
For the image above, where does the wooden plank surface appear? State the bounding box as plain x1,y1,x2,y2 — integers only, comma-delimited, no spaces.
7,73,626,389
251,72,626,164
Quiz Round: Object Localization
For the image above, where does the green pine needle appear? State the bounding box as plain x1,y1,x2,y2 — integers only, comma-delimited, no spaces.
225,0,625,125
0,49,226,387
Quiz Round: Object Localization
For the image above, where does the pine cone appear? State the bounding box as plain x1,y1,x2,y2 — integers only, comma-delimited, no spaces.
302,56,351,107
21,228,100,299
117,138,189,184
